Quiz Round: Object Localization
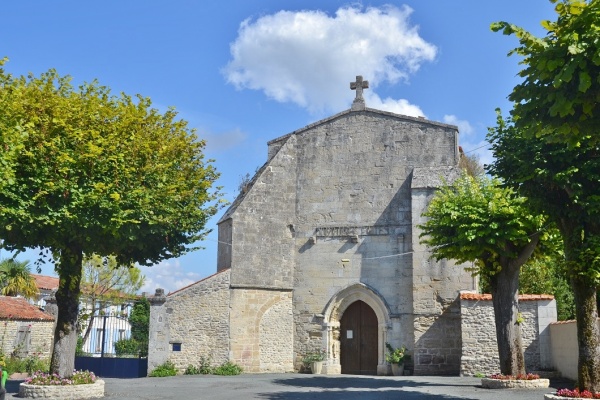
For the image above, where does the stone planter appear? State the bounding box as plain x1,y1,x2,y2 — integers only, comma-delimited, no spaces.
480,377,550,389
543,395,599,400
310,361,323,374
19,379,105,399
391,363,404,376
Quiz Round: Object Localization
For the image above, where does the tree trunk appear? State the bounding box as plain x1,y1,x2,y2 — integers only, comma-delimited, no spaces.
559,220,600,392
490,263,526,376
50,245,83,378
572,276,600,392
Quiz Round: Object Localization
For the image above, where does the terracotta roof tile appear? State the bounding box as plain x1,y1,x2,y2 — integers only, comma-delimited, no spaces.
32,274,59,291
0,296,54,321
460,293,554,301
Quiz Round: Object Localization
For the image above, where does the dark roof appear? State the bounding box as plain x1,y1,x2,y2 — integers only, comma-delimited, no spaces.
0,296,54,321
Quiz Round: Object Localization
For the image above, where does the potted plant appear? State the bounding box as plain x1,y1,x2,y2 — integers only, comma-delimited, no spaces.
302,349,327,374
385,343,409,376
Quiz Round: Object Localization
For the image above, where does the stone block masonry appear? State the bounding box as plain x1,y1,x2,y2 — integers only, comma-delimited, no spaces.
148,270,231,374
459,293,556,376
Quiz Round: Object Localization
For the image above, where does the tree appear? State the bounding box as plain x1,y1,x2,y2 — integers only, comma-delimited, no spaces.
0,258,38,300
419,174,544,376
78,254,145,348
129,297,150,356
458,148,485,177
487,111,600,391
0,65,222,377
491,0,600,147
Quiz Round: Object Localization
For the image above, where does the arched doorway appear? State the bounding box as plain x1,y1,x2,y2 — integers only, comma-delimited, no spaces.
340,300,378,375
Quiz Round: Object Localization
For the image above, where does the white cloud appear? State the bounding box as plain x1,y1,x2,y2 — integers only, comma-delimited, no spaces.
367,94,425,117
443,114,474,136
223,5,436,114
139,260,202,295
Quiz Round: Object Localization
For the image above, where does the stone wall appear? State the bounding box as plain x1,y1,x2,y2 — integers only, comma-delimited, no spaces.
229,288,293,373
0,319,54,359
147,270,231,374
459,293,556,376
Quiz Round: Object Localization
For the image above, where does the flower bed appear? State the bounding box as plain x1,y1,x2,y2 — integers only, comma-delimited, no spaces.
481,373,549,389
544,388,600,399
19,370,105,399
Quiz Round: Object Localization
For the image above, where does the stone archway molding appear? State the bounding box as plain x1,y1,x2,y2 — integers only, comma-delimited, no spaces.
321,283,392,375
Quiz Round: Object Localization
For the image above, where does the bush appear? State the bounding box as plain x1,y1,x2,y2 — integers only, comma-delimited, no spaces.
213,361,243,376
184,364,201,375
114,338,140,356
149,361,177,377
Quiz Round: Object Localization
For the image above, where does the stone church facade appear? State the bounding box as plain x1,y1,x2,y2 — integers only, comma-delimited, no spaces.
148,78,480,375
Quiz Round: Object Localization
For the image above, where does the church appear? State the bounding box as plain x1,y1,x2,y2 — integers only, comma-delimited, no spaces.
147,76,484,375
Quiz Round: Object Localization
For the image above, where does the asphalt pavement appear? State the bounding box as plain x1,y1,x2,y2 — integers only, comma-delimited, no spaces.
5,374,570,400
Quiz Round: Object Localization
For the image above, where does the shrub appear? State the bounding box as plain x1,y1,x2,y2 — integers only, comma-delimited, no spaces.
114,338,140,356
149,361,177,377
26,370,96,385
198,356,213,374
184,364,201,375
213,361,242,376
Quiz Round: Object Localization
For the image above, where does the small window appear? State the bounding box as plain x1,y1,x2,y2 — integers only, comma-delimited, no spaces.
172,343,181,352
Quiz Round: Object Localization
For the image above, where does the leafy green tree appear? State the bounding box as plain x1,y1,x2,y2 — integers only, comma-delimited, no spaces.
0,258,38,300
78,254,145,348
487,111,600,391
0,66,222,377
491,0,600,147
419,174,544,376
129,297,150,356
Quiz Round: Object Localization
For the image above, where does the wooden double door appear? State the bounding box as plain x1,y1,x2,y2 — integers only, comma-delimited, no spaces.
340,300,378,375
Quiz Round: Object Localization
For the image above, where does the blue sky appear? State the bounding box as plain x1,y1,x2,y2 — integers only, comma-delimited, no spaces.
1,1,556,293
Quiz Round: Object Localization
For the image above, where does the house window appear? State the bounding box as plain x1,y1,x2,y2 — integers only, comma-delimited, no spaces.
172,343,181,352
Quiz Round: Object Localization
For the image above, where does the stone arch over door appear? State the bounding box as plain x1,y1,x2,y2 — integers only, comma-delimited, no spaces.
322,283,391,375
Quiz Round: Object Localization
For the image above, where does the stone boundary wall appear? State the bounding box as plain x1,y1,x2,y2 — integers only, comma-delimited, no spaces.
148,270,231,374
549,319,600,380
460,293,556,376
0,320,54,359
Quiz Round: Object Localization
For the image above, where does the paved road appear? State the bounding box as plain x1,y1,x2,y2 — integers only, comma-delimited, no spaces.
7,374,570,399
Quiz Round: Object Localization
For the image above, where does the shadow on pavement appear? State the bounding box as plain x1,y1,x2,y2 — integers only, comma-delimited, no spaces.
271,376,473,390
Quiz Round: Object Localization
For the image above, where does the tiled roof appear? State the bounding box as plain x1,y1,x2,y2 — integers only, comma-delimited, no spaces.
32,274,59,291
460,293,554,301
0,296,54,321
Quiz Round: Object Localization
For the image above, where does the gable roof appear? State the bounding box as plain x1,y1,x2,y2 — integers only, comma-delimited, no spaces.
0,296,54,321
32,274,59,291
217,107,458,224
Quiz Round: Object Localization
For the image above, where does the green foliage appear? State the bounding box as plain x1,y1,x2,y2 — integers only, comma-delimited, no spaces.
419,173,544,276
0,65,223,265
487,111,600,286
385,343,410,364
0,258,38,299
302,349,326,363
212,361,243,376
75,336,85,356
129,297,150,356
197,356,213,375
3,354,49,375
492,0,600,147
114,338,141,356
149,361,177,377
184,364,201,375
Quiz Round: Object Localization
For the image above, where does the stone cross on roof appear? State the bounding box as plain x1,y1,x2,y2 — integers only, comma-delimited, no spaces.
350,75,369,111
